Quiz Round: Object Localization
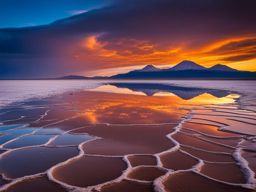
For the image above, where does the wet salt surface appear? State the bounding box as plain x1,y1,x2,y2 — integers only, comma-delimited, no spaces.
0,135,17,145
0,146,79,179
0,125,24,131
48,134,93,146
5,176,67,192
127,166,167,181
164,171,253,192
1,127,36,135
34,128,64,135
52,155,127,187
2,135,53,149
0,80,255,192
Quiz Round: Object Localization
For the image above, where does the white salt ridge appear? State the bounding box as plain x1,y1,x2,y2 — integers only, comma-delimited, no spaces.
233,139,256,188
1,113,255,191
1,80,256,191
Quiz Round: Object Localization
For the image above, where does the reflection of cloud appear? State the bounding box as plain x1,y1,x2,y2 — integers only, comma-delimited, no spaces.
84,111,97,124
77,89,237,124
1,85,237,125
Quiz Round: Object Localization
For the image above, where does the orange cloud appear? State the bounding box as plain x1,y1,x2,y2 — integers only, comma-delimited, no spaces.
73,35,256,76
85,36,98,50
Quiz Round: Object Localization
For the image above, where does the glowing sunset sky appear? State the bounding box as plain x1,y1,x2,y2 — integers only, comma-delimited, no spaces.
0,0,256,78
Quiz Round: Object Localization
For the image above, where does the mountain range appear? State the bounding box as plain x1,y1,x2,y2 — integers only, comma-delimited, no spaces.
60,60,256,80
110,60,255,79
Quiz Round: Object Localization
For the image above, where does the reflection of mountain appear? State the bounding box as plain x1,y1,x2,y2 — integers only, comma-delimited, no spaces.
108,83,230,100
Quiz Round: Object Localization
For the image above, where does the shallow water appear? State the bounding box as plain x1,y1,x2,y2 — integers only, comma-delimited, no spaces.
0,80,255,192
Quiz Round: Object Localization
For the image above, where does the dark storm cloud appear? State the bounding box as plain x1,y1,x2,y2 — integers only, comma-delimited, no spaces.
222,51,256,62
206,38,256,62
209,39,256,54
0,0,256,78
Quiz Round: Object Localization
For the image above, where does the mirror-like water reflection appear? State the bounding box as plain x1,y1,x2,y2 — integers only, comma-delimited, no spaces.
0,81,255,192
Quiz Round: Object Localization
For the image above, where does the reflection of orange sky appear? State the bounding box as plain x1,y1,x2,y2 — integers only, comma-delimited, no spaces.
68,88,238,124
90,85,146,96
186,93,238,105
84,111,98,124
75,92,185,124
73,35,256,76
92,85,238,105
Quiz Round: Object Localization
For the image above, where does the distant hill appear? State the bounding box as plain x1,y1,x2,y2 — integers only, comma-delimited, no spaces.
168,60,206,71
57,75,89,80
111,60,256,80
137,64,160,72
208,64,237,72
57,75,107,80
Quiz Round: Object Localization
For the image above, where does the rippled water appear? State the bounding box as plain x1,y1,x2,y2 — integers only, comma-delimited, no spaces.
0,80,255,192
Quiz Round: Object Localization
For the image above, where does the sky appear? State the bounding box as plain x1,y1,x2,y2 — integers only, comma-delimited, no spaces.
0,0,256,78
0,0,108,27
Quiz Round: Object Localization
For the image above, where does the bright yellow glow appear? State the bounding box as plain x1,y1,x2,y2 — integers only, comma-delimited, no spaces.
186,93,239,105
